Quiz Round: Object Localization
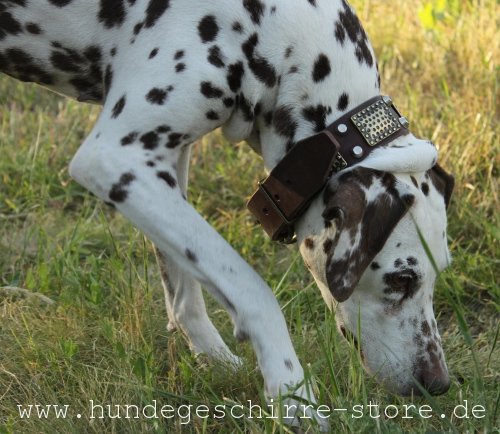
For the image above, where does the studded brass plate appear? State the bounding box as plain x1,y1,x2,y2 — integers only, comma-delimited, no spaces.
332,152,348,173
351,99,402,146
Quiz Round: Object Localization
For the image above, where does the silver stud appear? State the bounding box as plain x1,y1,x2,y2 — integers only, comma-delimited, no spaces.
399,116,409,128
352,146,364,158
336,123,348,135
383,96,392,106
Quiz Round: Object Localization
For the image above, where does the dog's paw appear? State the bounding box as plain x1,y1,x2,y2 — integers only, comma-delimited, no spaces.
166,320,177,332
267,382,330,432
193,348,243,370
218,351,244,370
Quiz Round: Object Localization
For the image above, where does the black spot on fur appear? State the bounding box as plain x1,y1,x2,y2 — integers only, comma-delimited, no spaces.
227,61,244,92
140,131,159,150
149,48,159,59
232,21,243,33
312,53,331,82
394,258,403,268
284,46,293,58
242,33,277,87
304,238,315,249
206,110,219,120
323,238,334,254
84,46,102,62
302,104,332,132
243,0,265,25
50,49,82,73
370,262,380,270
48,0,73,5
421,321,431,336
104,64,113,96
337,2,373,67
0,11,22,41
1,48,54,85
144,0,170,28
146,87,169,105
264,111,273,126
185,249,197,262
334,21,346,45
98,0,126,28
133,22,143,36
198,15,219,43
407,256,418,266
284,358,294,371
174,50,184,59
337,92,349,111
355,40,373,67
200,81,224,98
254,102,262,116
207,45,225,68
236,93,254,122
410,176,419,188
175,63,185,72
109,172,135,203
402,194,415,207
166,133,182,148
242,33,258,57
273,106,297,138
111,95,126,118
156,124,171,133
421,182,429,196
121,131,138,146
25,23,42,34
157,171,177,188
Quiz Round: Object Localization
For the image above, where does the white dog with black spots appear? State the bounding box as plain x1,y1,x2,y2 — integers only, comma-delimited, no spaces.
1,0,454,429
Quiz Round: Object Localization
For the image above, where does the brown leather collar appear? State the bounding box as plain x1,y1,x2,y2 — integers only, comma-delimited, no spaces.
247,95,412,243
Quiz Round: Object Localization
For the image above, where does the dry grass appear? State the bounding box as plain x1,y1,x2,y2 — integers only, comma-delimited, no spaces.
0,1,498,432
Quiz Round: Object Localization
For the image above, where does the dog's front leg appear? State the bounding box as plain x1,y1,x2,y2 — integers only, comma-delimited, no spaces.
69,112,328,431
154,147,241,366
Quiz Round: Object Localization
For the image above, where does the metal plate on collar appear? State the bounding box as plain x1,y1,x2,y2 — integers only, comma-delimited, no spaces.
332,152,348,173
351,99,402,146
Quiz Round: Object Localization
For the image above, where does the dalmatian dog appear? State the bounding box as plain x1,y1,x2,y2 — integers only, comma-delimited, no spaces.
1,0,455,428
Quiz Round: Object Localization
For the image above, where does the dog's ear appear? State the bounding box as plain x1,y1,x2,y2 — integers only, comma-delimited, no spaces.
322,168,414,302
428,164,454,209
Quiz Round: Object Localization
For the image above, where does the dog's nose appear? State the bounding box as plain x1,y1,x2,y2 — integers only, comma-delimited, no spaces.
416,369,451,396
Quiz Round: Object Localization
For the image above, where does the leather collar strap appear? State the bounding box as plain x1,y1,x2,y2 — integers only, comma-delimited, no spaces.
247,95,411,243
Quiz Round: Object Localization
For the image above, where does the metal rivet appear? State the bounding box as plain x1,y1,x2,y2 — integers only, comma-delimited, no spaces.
383,96,392,106
352,146,364,158
399,116,409,128
336,123,348,135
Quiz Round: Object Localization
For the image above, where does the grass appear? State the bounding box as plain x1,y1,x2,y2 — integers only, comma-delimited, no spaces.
0,0,498,432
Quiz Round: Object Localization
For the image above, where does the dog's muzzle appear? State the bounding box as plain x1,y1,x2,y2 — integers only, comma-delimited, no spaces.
247,96,450,243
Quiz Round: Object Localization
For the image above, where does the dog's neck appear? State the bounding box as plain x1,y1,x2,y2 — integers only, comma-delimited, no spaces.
251,85,381,173
221,0,382,172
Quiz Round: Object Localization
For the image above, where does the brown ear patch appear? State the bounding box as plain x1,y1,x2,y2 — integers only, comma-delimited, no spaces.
323,167,413,302
428,164,454,209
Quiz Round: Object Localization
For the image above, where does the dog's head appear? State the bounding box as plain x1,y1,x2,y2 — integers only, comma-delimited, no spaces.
295,137,454,395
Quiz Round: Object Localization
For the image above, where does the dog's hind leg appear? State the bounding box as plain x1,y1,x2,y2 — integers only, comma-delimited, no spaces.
154,147,240,365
